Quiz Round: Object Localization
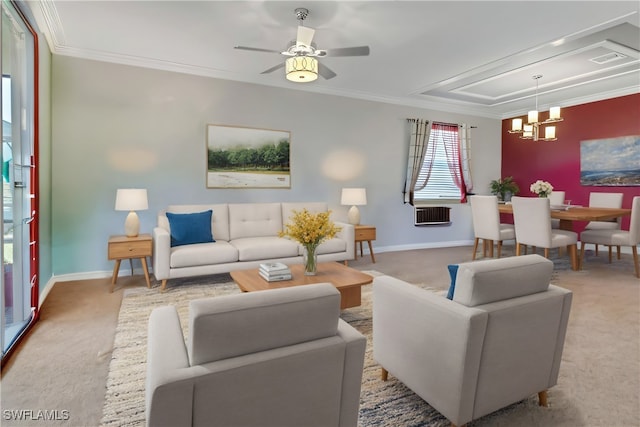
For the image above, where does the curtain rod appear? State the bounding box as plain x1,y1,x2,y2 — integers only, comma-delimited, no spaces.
407,118,477,129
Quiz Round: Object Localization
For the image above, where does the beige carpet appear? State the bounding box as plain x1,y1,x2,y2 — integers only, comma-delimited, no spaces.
2,246,639,426
101,253,640,427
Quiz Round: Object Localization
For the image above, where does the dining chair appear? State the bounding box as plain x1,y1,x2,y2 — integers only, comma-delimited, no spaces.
580,196,639,278
469,195,515,260
549,191,566,229
584,192,624,255
511,196,579,270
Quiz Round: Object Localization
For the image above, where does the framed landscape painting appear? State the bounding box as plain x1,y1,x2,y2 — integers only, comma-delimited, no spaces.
580,135,640,186
206,124,291,188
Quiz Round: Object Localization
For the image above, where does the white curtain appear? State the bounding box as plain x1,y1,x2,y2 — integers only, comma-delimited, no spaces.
403,119,431,205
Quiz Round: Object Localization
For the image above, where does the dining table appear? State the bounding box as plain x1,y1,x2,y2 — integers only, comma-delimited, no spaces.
498,203,632,231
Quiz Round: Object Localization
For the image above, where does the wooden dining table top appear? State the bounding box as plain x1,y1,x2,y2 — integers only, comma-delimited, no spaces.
498,203,631,222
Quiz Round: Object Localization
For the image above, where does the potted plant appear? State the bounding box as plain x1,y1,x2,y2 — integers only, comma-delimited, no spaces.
490,176,520,202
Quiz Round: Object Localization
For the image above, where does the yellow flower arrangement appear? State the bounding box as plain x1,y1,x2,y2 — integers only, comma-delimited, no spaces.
280,209,341,274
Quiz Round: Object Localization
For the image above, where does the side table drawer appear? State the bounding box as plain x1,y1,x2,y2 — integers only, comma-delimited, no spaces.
109,240,152,259
355,227,376,241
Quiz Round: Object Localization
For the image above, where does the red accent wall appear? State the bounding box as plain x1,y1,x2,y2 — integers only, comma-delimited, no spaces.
501,93,640,232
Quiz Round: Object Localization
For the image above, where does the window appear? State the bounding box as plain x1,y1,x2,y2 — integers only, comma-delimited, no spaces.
407,121,472,205
413,124,461,202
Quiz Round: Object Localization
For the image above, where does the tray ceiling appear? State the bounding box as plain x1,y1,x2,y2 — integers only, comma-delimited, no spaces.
23,0,640,119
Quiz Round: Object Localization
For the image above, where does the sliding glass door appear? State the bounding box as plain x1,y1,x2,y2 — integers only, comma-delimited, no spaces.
1,0,38,360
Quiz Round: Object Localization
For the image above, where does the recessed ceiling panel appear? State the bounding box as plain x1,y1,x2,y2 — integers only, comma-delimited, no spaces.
420,22,640,114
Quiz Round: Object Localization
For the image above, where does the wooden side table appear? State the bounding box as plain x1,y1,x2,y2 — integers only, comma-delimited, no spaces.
354,225,376,263
108,234,152,292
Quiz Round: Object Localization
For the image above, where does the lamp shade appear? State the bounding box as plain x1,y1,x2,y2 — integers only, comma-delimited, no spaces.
286,56,318,82
115,189,148,211
341,188,367,206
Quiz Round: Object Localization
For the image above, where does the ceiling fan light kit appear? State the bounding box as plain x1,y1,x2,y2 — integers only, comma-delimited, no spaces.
286,56,318,82
508,75,563,142
234,7,370,83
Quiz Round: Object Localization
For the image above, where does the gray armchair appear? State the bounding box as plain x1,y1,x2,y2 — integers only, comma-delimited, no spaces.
146,283,366,427
373,255,572,427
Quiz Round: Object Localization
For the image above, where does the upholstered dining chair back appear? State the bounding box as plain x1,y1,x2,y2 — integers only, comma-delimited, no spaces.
470,195,515,259
548,191,565,206
580,196,640,277
512,196,553,248
585,192,624,230
549,191,566,229
511,196,579,269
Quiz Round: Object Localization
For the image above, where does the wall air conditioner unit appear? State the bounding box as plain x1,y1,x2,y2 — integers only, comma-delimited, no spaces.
414,206,451,226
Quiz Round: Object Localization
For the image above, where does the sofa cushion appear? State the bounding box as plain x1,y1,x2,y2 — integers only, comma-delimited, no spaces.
162,204,230,241
231,237,299,261
282,202,328,226
453,254,553,307
229,203,283,240
166,210,214,247
188,283,341,366
170,241,238,268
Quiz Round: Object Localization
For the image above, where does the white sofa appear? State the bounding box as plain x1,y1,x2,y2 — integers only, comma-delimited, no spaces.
152,202,354,290
373,254,572,426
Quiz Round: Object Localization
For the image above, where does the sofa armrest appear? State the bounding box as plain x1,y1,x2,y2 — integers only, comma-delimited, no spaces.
372,275,488,427
146,306,194,427
336,319,366,427
335,221,355,260
152,227,171,281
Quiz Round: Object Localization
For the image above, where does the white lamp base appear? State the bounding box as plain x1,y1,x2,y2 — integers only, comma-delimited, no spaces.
347,205,361,225
124,211,140,237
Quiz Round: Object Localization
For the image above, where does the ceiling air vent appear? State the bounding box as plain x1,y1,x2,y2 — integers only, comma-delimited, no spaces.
589,51,627,65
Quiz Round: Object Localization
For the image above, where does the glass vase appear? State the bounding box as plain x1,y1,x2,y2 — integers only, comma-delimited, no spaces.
303,245,318,276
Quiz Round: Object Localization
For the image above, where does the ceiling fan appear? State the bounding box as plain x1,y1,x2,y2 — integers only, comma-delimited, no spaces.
234,7,370,82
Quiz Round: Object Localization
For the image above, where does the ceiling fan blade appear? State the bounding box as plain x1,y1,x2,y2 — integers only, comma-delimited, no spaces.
317,63,337,80
260,63,285,74
235,46,282,54
296,25,315,48
319,46,370,57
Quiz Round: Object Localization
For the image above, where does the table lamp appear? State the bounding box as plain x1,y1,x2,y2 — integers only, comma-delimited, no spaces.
341,188,367,225
115,188,148,237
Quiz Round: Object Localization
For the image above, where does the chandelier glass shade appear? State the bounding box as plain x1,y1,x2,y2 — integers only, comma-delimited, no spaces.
285,56,318,82
508,75,563,141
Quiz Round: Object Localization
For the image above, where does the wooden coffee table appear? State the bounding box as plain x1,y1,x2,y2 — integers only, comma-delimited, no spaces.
230,262,373,309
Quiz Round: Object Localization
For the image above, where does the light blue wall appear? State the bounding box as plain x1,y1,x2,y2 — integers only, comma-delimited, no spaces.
51,56,501,277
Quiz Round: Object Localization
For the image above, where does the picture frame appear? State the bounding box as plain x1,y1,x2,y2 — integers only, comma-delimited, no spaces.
206,124,291,189
580,135,640,186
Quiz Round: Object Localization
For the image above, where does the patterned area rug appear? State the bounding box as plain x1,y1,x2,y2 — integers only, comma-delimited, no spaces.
100,268,583,427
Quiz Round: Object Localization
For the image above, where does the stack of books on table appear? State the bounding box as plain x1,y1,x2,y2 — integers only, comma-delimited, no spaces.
259,262,292,282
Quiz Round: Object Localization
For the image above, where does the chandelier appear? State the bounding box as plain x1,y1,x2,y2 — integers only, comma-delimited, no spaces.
508,75,563,141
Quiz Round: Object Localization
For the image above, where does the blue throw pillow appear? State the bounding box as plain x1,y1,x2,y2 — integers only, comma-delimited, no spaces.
166,210,215,247
446,264,459,300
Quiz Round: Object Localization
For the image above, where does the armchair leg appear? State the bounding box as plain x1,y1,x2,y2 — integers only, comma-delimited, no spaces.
538,390,548,407
161,279,168,292
381,367,389,381
633,246,640,278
